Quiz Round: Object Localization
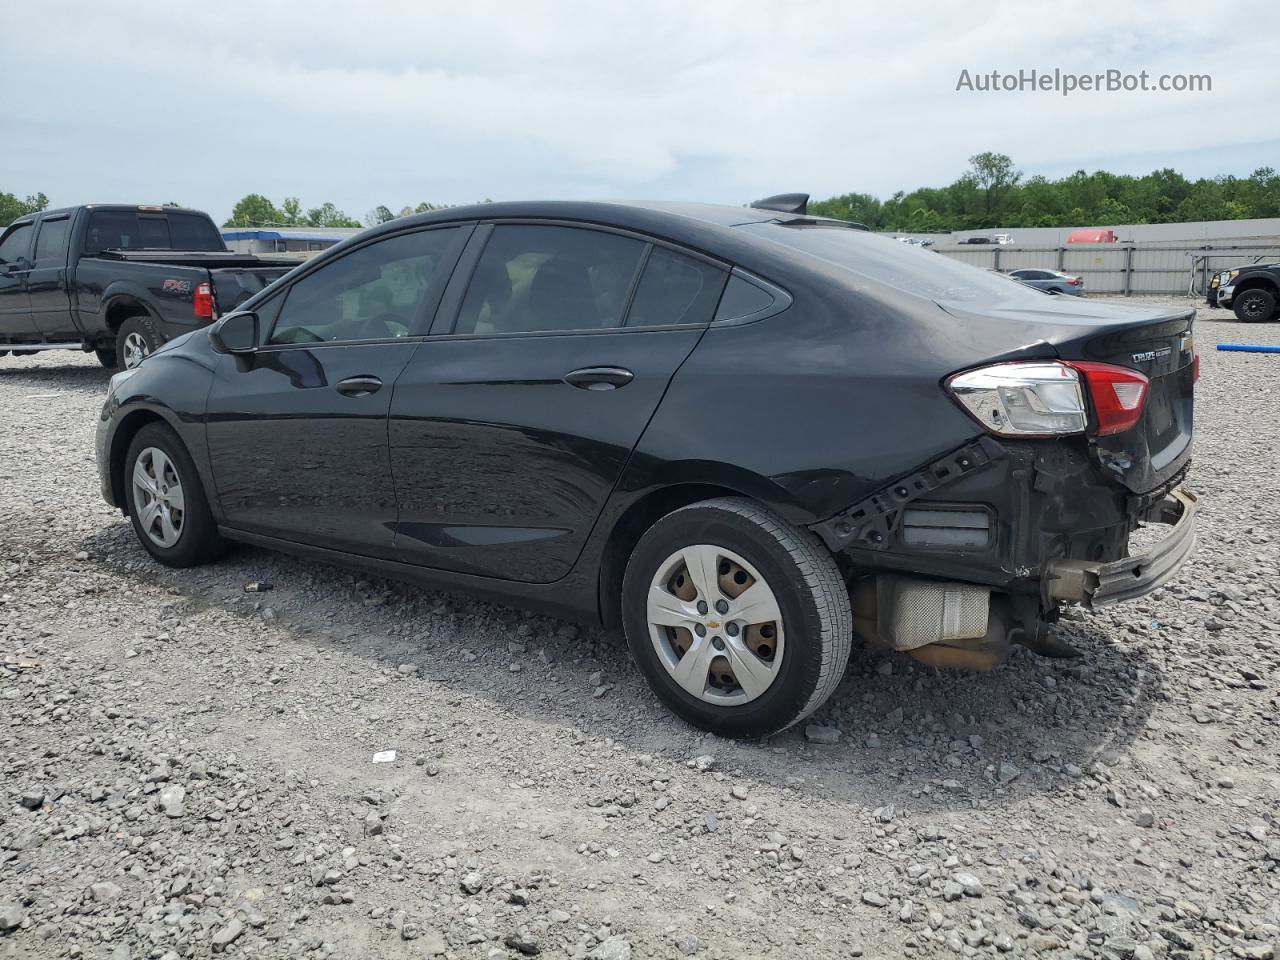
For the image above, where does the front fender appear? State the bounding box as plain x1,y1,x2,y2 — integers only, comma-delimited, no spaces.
99,348,219,519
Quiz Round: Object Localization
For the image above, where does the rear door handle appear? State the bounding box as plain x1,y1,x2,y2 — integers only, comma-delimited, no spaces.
563,366,634,391
335,375,383,397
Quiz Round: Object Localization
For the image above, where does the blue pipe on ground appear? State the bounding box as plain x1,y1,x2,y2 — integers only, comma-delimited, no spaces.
1216,344,1280,353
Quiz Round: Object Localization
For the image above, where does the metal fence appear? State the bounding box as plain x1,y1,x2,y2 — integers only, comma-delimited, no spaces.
933,242,1280,296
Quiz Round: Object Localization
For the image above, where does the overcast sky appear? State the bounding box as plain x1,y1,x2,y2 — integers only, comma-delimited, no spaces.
2,1,1275,223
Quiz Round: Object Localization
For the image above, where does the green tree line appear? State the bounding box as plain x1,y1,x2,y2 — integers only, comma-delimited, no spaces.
0,192,49,227
223,196,456,229
222,194,363,228
810,153,1280,233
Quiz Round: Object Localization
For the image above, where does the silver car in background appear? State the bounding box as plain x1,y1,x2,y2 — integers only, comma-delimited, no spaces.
1008,268,1085,296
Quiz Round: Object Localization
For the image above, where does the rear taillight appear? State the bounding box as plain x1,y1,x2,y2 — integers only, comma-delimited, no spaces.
946,362,1087,437
1067,277,1081,286
947,360,1149,438
193,282,214,320
1193,353,1200,382
1064,361,1149,436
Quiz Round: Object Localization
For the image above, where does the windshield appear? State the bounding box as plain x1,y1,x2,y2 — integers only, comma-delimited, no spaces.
84,211,224,254
739,221,1048,305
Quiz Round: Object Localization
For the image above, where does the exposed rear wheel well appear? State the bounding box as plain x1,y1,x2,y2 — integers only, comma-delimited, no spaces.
598,483,745,629
108,410,167,510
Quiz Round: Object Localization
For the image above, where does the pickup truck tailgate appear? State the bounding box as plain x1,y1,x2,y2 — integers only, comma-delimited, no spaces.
211,264,298,314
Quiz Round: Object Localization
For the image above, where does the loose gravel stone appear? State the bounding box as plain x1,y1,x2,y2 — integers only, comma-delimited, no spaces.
0,902,24,931
804,724,841,744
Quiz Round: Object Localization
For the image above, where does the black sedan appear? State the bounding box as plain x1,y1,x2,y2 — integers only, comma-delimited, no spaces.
97,199,1198,738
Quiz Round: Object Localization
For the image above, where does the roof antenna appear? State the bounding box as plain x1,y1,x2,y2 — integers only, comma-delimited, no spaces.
750,193,809,215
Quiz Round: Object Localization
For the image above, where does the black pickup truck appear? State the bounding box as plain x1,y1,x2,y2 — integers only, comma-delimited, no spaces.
0,204,301,368
1209,261,1280,322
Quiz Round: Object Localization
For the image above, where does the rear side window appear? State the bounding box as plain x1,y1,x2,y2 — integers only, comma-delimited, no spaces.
626,248,726,327
270,227,460,345
454,225,645,335
714,274,777,321
0,223,33,262
34,218,70,262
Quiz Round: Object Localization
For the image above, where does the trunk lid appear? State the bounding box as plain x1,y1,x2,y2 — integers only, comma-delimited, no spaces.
938,297,1194,495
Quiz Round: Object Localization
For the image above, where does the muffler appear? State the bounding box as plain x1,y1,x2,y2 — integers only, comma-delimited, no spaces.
852,575,1012,671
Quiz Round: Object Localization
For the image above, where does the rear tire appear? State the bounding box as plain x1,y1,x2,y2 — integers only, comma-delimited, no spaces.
96,347,118,369
124,422,225,567
116,315,164,369
1233,288,1277,323
621,497,852,739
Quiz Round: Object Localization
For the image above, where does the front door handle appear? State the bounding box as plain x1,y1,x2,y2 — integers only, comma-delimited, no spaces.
563,366,634,391
335,375,383,397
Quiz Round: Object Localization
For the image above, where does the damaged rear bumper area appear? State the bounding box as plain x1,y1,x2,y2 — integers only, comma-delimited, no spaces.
1044,488,1197,607
808,438,1198,669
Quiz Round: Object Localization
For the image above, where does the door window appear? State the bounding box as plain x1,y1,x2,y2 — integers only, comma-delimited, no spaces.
0,223,33,263
625,247,726,327
34,218,70,263
453,225,645,335
270,227,461,345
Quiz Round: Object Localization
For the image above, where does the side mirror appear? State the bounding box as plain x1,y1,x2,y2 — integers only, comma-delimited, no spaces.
211,311,260,354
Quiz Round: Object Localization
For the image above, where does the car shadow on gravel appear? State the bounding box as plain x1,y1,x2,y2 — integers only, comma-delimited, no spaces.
78,522,1164,812
0,361,112,393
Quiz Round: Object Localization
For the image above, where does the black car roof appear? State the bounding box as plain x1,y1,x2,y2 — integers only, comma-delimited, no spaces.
354,200,861,270
394,200,792,230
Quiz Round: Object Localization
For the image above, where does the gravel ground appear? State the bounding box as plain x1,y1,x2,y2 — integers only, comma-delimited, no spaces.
1,295,1278,960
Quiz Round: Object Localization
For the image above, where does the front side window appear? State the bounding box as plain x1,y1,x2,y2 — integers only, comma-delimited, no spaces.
454,225,645,335
626,247,726,327
270,228,460,345
34,218,70,262
0,223,33,262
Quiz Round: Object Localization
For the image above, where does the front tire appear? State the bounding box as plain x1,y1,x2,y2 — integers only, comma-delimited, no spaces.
621,498,852,738
116,315,164,369
124,422,225,567
1233,288,1277,323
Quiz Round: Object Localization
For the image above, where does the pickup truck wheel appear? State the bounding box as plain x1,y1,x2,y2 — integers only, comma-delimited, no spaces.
96,347,118,369
116,316,163,369
124,422,225,567
621,497,852,739
1234,288,1277,323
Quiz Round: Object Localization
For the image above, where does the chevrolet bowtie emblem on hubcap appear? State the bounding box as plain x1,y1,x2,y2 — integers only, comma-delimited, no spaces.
706,620,721,629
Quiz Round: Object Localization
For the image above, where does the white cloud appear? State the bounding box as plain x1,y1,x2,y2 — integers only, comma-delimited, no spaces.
1,0,1274,222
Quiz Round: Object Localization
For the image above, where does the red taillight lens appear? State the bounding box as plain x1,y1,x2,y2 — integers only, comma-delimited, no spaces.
1066,361,1149,436
1067,277,1081,286
193,282,214,320
1193,353,1200,382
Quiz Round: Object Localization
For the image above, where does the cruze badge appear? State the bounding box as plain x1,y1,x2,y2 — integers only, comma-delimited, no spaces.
1133,346,1171,363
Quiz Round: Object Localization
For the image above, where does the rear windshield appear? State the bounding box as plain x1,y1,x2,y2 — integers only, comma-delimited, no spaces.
739,221,1047,304
84,211,224,254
